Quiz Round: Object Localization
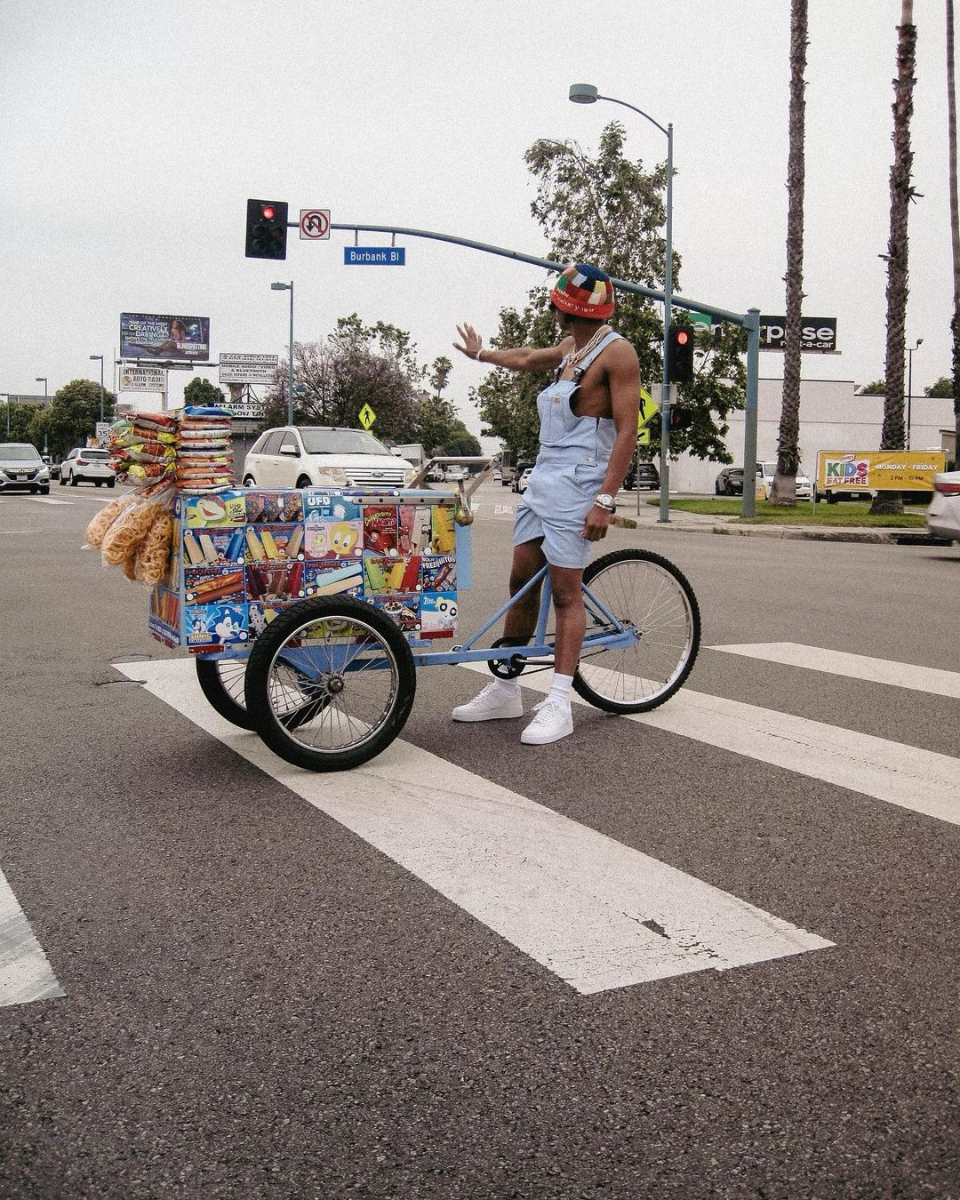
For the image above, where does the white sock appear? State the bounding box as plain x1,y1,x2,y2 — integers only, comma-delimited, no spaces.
549,672,574,705
492,677,521,696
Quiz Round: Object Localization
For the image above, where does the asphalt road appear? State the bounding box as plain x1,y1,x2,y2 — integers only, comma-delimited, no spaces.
1,481,958,1199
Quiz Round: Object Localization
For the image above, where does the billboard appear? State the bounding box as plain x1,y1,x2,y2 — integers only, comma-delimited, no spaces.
816,450,946,492
219,353,278,385
120,366,167,393
120,313,210,362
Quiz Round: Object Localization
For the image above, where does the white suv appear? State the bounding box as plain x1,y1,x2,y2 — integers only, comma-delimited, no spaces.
59,447,116,487
242,426,415,490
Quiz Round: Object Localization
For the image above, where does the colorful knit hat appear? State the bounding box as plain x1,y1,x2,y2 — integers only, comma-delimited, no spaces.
550,262,615,320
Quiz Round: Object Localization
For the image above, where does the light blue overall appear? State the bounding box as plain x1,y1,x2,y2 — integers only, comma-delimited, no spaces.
513,330,623,568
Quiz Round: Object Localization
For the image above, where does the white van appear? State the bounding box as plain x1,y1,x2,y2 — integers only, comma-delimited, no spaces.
242,426,416,490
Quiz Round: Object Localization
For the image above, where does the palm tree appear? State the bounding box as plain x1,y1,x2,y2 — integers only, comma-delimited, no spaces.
947,0,960,459
873,0,918,514
771,0,808,507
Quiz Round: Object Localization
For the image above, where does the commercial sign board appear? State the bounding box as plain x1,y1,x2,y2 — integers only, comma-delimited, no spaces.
120,313,210,362
760,316,837,353
120,366,167,393
218,353,278,385
816,450,946,492
344,247,405,266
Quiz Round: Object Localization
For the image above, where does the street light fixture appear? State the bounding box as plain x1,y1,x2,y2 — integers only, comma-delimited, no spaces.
271,281,294,425
570,83,675,523
906,337,923,450
90,354,105,423
35,376,48,454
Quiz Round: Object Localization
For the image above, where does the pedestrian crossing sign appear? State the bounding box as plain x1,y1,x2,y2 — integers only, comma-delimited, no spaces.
636,388,658,445
359,403,377,430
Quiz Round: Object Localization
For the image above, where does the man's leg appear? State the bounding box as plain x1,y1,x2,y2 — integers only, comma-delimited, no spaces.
519,563,583,746
451,539,545,723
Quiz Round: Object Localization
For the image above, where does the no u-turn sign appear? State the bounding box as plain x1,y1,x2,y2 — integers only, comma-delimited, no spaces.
300,209,330,239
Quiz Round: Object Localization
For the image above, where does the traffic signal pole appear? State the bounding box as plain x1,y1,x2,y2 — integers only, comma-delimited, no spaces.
658,122,674,523
262,210,761,517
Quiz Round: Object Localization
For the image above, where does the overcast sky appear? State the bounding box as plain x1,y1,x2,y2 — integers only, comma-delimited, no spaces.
2,1,955,443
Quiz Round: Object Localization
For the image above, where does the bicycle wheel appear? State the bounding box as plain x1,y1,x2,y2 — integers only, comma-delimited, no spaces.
196,656,254,729
244,596,416,772
573,548,700,714
195,655,330,732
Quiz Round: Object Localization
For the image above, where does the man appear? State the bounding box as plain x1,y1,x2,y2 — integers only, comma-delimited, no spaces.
451,262,640,745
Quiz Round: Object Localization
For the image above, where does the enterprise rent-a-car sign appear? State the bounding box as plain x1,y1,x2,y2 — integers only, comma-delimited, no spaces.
759,316,837,353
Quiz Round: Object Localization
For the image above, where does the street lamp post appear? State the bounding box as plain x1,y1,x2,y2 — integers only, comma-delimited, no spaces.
35,377,48,453
90,354,105,423
570,82,674,523
1,394,9,438
271,281,295,425
906,337,923,450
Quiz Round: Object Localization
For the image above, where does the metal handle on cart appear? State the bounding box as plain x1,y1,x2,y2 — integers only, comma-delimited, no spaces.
408,456,493,524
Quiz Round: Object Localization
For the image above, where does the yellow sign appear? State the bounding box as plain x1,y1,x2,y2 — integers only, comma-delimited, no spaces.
816,450,946,492
358,403,377,430
636,388,658,446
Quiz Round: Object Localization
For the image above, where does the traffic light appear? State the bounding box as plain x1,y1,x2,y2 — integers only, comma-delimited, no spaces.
669,407,693,431
668,324,695,384
245,199,289,259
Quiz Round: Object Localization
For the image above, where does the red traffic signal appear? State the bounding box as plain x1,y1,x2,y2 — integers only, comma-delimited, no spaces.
245,198,288,260
667,324,695,384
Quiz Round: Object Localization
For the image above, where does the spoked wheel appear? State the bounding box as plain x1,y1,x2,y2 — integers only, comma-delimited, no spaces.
195,656,331,732
244,596,416,772
196,656,254,729
573,549,700,713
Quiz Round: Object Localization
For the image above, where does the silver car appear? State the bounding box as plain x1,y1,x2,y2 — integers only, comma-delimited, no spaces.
0,443,50,495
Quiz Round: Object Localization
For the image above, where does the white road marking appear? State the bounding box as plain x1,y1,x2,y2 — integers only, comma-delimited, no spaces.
114,659,832,995
709,642,960,701
31,497,73,506
0,868,64,1007
461,662,960,827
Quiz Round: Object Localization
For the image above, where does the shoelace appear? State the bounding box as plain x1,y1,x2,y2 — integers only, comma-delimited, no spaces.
530,697,569,721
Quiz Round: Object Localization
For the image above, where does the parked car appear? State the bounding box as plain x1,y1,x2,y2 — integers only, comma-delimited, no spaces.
517,466,533,493
757,461,812,500
59,447,116,487
623,461,660,491
512,461,535,493
926,469,960,541
714,467,745,495
492,466,502,481
0,443,51,494
242,426,415,490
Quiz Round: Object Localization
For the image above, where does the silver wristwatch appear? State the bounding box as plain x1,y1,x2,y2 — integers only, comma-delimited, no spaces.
594,493,617,512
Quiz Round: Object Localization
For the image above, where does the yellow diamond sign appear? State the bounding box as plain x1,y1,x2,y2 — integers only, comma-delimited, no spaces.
636,388,658,445
358,403,377,430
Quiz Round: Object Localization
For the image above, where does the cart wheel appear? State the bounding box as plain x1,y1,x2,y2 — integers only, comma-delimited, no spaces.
196,657,330,732
244,596,416,772
196,657,254,729
573,548,700,714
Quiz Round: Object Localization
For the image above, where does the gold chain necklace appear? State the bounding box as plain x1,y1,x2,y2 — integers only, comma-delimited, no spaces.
565,325,610,371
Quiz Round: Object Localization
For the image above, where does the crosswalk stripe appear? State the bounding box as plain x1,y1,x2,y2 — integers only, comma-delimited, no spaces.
115,659,833,995
708,642,960,700
0,869,64,1007
460,662,960,827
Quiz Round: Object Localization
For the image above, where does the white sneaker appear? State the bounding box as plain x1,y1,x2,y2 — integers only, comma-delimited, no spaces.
520,697,574,745
452,682,524,722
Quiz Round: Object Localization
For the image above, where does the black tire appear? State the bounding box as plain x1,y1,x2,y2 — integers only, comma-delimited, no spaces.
573,548,700,714
95,480,103,487
37,486,49,495
107,478,116,488
243,475,256,487
296,476,312,490
59,473,66,486
826,492,839,505
70,474,78,487
196,657,255,729
196,655,330,732
245,596,416,772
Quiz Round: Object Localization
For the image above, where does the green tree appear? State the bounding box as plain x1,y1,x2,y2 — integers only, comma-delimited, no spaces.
262,316,420,441
184,377,226,407
771,0,809,507
2,402,42,444
473,123,746,462
857,379,887,394
925,375,954,397
39,380,117,458
873,0,918,515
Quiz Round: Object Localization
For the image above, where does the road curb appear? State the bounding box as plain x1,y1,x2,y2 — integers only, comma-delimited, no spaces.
641,520,930,545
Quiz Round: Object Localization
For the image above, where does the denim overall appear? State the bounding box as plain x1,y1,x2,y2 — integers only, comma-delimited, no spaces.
513,330,623,568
